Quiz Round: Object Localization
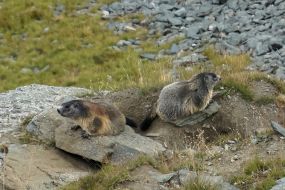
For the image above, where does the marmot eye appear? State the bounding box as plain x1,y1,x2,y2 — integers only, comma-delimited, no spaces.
64,105,70,109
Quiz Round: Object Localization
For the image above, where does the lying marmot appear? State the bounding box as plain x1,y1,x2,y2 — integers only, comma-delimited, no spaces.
57,99,136,136
140,72,221,131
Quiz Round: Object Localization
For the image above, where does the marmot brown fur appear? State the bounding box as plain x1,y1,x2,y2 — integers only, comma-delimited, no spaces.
0,144,8,154
140,72,221,131
57,99,136,136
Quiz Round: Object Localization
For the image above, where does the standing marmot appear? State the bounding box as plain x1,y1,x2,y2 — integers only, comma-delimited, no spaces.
140,72,221,131
57,99,136,136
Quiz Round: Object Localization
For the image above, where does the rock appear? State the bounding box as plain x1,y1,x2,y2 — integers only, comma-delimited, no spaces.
157,32,185,46
185,27,201,39
168,17,183,26
247,37,259,49
256,42,270,56
169,43,180,54
226,32,244,46
173,101,221,127
177,169,239,190
26,108,73,144
117,39,132,47
107,22,135,33
115,165,164,190
275,67,285,79
126,167,238,190
173,53,207,66
212,0,228,5
54,4,65,17
55,124,165,164
149,171,176,183
0,144,91,190
271,121,285,137
0,84,91,134
270,177,285,190
140,53,157,60
227,0,238,9
196,5,212,17
216,41,242,55
209,24,219,32
174,7,186,17
20,67,33,74
101,10,110,18
159,4,176,11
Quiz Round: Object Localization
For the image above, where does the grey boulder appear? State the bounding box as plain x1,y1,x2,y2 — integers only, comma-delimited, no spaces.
55,124,166,164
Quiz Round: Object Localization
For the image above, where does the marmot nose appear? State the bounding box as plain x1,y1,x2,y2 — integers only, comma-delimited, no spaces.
57,108,61,114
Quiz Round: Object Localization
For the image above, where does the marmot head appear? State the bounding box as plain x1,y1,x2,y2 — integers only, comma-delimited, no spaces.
57,100,88,119
197,72,221,90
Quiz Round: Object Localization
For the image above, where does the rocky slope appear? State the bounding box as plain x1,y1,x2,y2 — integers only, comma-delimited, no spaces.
102,0,285,79
0,85,166,190
1,0,285,189
0,81,285,189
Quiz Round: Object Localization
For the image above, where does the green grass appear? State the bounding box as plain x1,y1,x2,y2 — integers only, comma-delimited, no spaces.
231,156,285,190
61,155,156,190
62,164,130,190
0,0,175,92
203,47,285,102
62,152,205,190
254,96,275,105
1,0,284,100
183,177,221,190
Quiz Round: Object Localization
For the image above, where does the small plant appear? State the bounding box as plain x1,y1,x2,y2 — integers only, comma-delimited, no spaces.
20,115,34,127
244,157,268,175
254,96,275,105
183,177,221,190
62,164,129,190
231,156,285,190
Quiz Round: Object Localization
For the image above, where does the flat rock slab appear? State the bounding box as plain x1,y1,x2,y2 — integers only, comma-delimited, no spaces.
174,101,221,127
271,121,285,137
27,108,74,144
55,125,166,164
0,144,91,190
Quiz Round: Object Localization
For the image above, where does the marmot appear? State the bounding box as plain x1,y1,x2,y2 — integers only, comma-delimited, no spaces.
140,72,221,131
57,99,136,136
0,144,8,154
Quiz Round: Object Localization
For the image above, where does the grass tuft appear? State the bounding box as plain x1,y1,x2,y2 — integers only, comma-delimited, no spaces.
231,156,285,190
183,177,221,190
254,96,275,105
62,164,130,190
203,47,285,102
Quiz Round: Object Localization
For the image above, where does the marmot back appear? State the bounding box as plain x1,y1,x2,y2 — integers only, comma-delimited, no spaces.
140,72,221,131
57,99,127,136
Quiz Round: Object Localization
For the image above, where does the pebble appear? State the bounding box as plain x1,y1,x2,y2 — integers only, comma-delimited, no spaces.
225,144,230,151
